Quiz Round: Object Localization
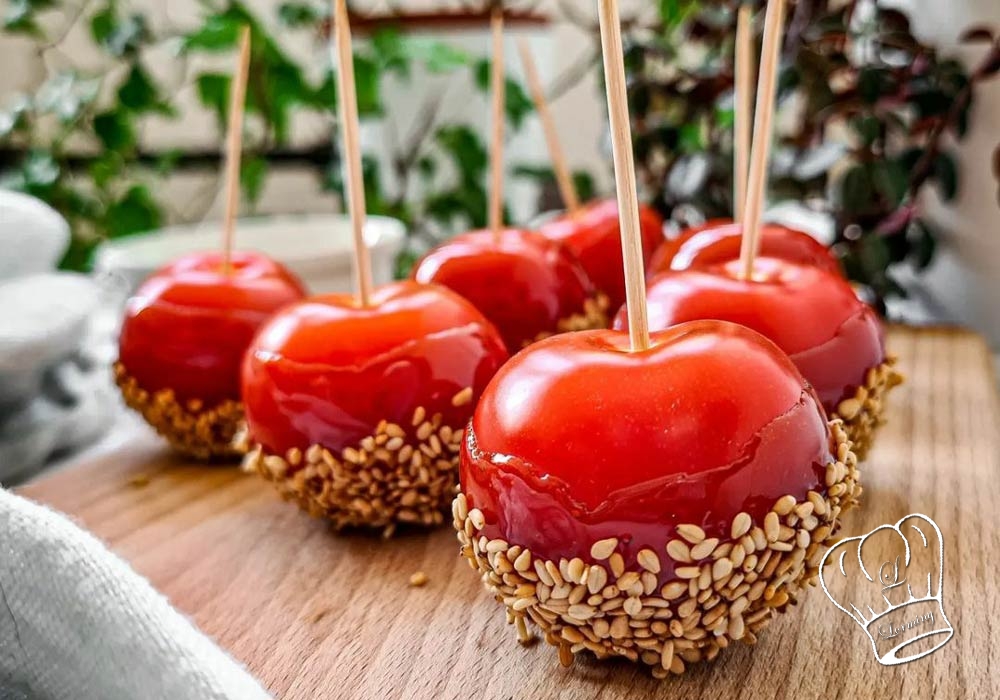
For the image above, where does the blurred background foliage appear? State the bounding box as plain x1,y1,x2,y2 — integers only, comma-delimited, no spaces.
1,0,997,309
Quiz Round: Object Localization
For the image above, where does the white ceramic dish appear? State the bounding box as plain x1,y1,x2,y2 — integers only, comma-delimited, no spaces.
93,214,407,295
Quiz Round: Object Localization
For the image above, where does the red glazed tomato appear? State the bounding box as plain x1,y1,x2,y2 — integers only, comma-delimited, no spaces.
412,228,599,352
242,281,509,455
118,251,306,407
460,321,834,579
616,258,885,410
647,219,841,278
540,198,664,311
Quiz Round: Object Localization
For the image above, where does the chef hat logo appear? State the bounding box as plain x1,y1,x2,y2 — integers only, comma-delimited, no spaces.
819,513,953,666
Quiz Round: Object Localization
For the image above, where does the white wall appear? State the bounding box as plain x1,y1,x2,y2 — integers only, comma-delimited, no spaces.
889,0,1000,346
2,0,999,343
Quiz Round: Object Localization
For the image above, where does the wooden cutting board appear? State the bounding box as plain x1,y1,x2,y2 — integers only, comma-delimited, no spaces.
17,327,999,700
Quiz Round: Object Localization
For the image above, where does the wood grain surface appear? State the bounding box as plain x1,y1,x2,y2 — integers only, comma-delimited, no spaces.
18,327,1000,700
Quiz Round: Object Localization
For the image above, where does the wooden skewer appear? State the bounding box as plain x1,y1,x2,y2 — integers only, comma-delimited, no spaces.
738,0,786,280
597,0,650,353
734,4,753,225
488,7,505,244
517,38,581,216
220,26,251,275
332,0,374,306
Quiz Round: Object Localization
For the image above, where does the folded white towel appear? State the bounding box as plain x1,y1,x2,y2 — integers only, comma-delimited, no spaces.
0,487,271,700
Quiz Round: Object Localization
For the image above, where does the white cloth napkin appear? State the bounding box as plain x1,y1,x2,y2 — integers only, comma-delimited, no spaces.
0,487,271,700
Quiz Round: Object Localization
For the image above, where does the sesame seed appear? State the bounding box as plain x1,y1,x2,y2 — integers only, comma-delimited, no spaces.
451,387,474,407
763,512,780,542
409,571,429,587
773,495,796,516
675,566,700,579
677,524,706,544
690,538,719,561
637,549,662,574
666,539,692,563
590,537,618,560
411,406,426,427
469,509,486,530
449,410,864,677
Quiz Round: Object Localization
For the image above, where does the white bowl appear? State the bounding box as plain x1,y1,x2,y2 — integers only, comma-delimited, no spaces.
93,214,407,295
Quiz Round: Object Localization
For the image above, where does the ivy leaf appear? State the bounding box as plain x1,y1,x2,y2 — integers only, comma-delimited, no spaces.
715,106,735,130
352,54,383,116
435,125,488,180
474,60,534,128
0,97,29,138
22,150,60,188
678,123,704,153
118,64,173,115
93,110,136,152
277,2,325,28
92,12,149,57
35,72,100,122
417,41,471,73
105,185,162,238
372,28,411,78
240,155,268,204
196,73,231,128
182,14,241,51
89,153,122,188
3,0,55,35
417,156,436,181
573,171,595,202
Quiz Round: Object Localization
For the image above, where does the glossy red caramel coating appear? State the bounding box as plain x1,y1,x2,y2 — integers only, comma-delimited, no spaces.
540,198,664,311
411,228,598,352
617,258,885,410
460,322,834,576
242,281,509,455
647,219,841,278
118,251,306,406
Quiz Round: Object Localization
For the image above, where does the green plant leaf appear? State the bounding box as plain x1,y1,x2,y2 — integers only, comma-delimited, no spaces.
93,110,136,152
573,171,596,202
196,73,231,127
837,164,872,214
679,122,704,153
35,72,100,122
851,114,881,148
92,12,149,57
474,60,534,128
435,125,488,180
3,0,54,35
105,185,162,238
909,218,937,270
371,28,411,78
417,40,471,73
871,160,908,208
352,54,383,116
417,156,437,181
22,150,60,188
277,1,324,28
89,153,122,188
118,64,173,115
182,14,241,51
932,152,958,200
240,155,268,204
